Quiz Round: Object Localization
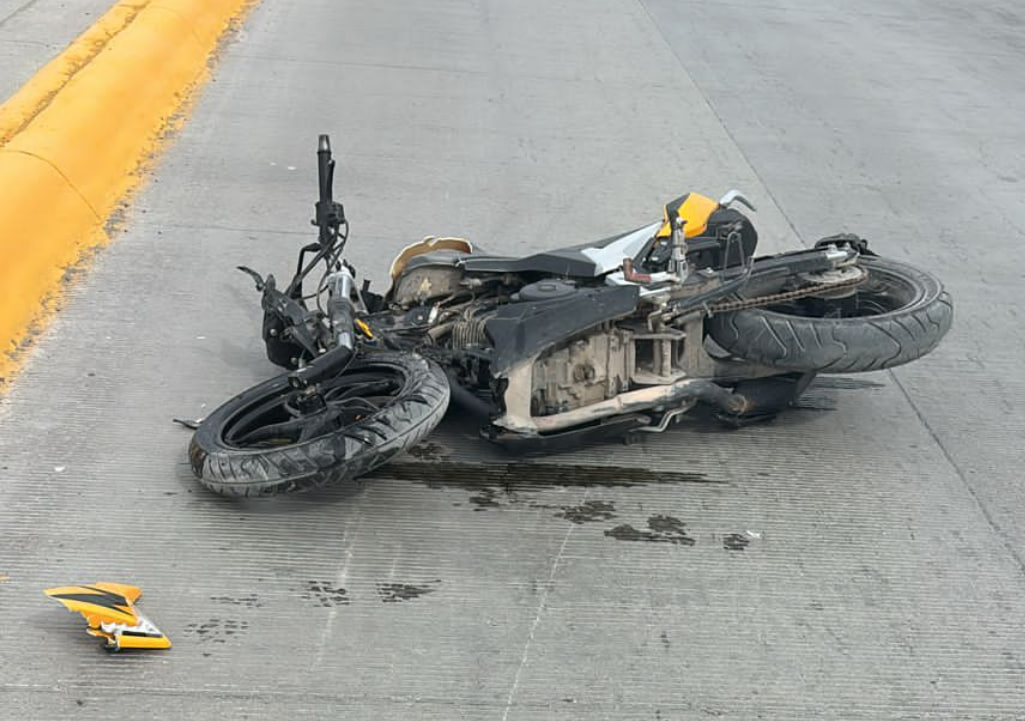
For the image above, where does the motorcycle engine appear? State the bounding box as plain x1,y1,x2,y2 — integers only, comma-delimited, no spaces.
449,280,631,416
528,329,630,415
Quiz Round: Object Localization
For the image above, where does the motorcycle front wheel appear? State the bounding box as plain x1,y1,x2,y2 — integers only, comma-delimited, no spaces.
706,255,952,373
189,351,450,497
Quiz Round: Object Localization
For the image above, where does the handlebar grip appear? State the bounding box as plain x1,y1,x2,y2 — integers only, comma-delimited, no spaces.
317,134,333,204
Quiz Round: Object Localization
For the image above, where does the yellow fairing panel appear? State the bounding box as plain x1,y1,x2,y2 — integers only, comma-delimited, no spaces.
87,625,172,650
45,582,171,651
656,192,720,239
115,633,172,650
44,584,138,626
89,582,143,604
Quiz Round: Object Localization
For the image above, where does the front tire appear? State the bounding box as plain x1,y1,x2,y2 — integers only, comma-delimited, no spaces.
706,255,952,373
190,351,450,497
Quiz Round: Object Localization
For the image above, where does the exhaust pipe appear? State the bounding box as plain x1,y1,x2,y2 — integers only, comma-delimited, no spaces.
528,378,747,434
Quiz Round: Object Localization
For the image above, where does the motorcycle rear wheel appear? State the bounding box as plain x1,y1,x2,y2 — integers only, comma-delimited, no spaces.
706,255,952,373
189,351,449,497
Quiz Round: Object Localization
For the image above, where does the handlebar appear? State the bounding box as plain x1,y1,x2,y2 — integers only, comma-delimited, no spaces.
317,134,333,206
285,135,347,298
315,134,340,247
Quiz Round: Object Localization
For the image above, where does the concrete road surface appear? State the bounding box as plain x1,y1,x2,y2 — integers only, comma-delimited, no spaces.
3,0,1025,718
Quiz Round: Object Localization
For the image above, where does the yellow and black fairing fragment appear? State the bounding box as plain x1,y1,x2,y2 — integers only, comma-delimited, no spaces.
43,583,171,651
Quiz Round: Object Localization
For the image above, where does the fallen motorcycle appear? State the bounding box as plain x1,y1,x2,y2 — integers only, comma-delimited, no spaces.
189,135,952,497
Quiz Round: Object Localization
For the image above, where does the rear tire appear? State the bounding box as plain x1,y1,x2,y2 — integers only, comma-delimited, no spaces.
189,351,449,497
706,255,952,373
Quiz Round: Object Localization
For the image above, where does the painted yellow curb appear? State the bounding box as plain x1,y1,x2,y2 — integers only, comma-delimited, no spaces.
0,0,256,387
0,1,147,147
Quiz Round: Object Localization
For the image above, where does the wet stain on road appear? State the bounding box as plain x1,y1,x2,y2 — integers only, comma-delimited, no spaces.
209,593,263,608
377,580,440,603
554,500,617,524
407,441,448,462
468,487,501,511
183,618,249,644
371,461,718,511
302,580,350,607
369,461,714,490
722,533,750,551
605,515,695,545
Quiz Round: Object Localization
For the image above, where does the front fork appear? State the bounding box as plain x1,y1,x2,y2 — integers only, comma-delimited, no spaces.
325,267,356,352
286,266,360,391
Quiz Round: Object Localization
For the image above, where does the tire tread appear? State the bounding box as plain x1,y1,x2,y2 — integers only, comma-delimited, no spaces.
707,256,952,374
189,352,450,497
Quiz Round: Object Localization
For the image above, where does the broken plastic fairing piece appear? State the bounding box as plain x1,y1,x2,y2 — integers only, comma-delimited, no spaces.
44,582,171,652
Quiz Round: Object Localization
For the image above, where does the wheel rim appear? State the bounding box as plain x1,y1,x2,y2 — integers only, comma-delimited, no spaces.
220,362,409,450
764,263,919,320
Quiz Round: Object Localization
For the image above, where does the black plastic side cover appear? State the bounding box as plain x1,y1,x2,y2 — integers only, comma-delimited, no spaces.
485,284,640,374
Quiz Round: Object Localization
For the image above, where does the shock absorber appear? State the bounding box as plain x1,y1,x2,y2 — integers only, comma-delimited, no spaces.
285,265,358,391
669,216,689,282
326,265,357,351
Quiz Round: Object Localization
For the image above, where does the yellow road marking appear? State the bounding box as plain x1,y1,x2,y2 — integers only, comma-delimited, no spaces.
0,0,258,389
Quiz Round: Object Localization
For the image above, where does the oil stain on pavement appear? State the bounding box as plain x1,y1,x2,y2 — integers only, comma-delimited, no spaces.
406,441,448,462
552,499,618,524
377,580,440,603
372,460,719,513
722,533,751,551
183,618,249,644
370,460,715,491
302,581,350,607
209,593,263,608
604,515,696,546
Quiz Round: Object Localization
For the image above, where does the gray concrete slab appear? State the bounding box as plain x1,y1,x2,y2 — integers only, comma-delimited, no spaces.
642,0,1025,566
0,0,118,103
2,0,1025,719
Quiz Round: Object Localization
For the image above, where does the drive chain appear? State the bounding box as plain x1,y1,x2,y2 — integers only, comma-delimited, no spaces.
705,273,866,315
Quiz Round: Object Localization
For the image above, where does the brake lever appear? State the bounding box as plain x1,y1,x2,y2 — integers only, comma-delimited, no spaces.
236,265,266,291
718,189,757,212
250,272,323,359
